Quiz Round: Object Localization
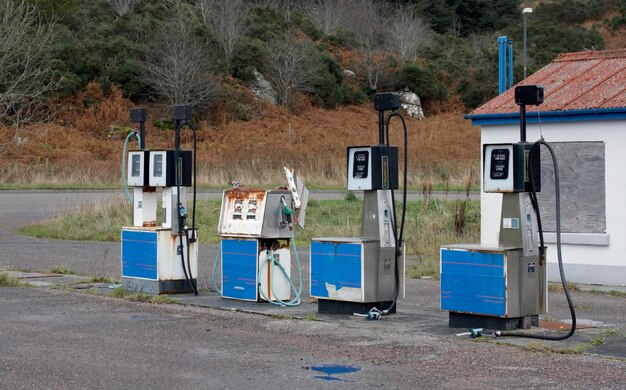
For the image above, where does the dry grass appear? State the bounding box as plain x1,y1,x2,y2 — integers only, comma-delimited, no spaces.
0,86,479,189
19,196,132,241
201,104,479,187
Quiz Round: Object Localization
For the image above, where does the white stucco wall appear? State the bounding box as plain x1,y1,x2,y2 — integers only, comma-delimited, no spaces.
480,119,626,286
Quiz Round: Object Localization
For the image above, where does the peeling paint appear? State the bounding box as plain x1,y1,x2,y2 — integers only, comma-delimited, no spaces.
325,283,362,301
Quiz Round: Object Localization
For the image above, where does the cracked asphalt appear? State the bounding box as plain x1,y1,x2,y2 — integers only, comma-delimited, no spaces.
0,190,624,389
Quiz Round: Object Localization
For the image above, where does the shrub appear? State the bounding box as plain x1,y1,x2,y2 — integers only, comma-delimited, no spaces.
534,0,614,26
232,38,268,81
249,5,290,41
392,63,448,108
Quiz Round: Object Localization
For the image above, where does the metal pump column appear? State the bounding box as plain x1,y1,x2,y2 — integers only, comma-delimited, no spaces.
441,85,546,330
121,106,198,294
310,93,405,315
215,173,307,305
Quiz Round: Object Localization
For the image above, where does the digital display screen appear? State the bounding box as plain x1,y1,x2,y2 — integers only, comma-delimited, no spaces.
131,154,141,177
153,154,163,178
490,148,509,180
352,151,369,179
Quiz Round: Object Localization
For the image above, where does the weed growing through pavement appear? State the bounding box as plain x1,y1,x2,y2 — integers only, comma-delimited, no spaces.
600,328,625,337
150,295,177,304
0,273,21,287
519,328,624,355
88,276,115,284
548,282,581,292
108,287,176,304
522,342,588,355
47,265,76,275
110,286,127,298
589,289,626,298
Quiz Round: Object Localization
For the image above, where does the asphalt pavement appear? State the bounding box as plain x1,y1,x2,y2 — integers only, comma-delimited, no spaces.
0,189,624,389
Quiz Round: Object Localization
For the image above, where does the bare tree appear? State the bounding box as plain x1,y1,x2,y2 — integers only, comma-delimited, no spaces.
262,36,324,106
194,0,251,61
141,4,217,107
0,0,58,128
109,0,138,17
257,0,302,22
390,8,432,62
346,0,390,92
304,0,352,36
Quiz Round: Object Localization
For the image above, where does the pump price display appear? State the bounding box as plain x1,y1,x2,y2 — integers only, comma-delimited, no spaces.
353,151,369,179
131,154,141,177
153,154,163,178
490,149,509,180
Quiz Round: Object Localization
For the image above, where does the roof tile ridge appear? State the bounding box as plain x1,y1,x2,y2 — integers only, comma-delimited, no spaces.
557,59,625,108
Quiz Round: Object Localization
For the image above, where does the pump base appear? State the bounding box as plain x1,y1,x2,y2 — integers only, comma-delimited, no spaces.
122,277,197,295
317,299,396,315
448,312,538,330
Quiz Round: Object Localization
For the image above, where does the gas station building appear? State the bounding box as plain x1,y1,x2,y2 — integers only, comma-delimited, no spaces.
466,49,626,286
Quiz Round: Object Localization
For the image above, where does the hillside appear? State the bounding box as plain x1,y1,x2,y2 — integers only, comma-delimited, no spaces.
0,84,479,188
0,0,624,188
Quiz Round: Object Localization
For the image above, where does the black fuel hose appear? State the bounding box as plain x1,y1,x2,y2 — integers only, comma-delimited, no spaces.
178,122,198,241
375,111,408,316
175,121,198,296
497,138,576,340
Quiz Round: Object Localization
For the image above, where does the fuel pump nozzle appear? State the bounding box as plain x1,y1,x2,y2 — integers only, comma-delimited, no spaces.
280,196,293,230
178,204,188,228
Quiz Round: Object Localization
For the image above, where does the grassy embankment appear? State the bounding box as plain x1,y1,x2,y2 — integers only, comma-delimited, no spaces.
18,194,479,279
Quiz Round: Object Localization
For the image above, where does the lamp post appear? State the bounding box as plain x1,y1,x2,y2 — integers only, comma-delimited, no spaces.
523,7,533,79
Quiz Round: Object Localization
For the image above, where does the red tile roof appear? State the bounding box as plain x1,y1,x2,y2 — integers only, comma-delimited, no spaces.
470,49,626,116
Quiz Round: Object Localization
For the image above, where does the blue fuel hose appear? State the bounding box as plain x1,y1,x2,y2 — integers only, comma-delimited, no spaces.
212,234,302,305
257,234,303,307
121,131,141,204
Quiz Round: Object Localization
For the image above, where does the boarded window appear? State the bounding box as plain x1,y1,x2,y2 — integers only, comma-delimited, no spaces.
536,142,606,234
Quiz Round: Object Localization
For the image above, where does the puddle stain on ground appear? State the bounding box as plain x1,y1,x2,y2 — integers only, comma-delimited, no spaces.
309,364,361,382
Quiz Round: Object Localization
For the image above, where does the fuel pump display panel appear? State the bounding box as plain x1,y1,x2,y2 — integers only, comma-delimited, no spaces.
483,144,514,192
352,151,369,179
483,143,541,193
217,189,292,238
347,145,398,190
127,150,149,187
490,149,510,180
148,150,192,187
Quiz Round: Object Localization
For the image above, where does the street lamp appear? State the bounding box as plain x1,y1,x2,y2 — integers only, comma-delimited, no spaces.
523,7,533,79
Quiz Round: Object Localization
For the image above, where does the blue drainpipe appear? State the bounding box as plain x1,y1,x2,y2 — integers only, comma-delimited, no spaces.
498,36,507,94
498,36,514,94
508,39,514,88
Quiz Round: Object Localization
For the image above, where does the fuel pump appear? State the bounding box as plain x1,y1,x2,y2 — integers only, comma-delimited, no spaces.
441,85,576,338
120,106,198,295
309,93,407,318
211,168,307,306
